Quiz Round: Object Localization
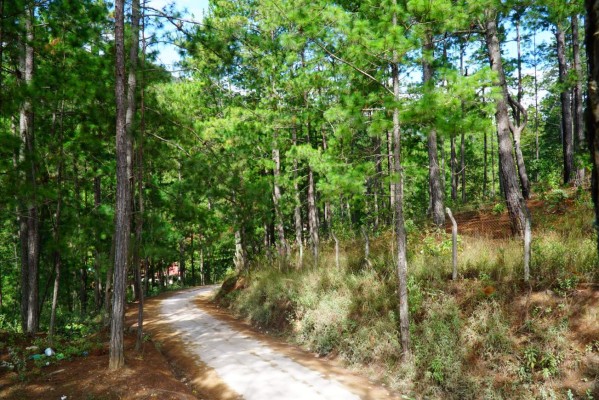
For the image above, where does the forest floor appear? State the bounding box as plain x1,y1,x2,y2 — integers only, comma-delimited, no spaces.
0,302,199,399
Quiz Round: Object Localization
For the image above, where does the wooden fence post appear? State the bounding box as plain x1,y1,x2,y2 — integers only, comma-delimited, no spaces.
446,207,458,280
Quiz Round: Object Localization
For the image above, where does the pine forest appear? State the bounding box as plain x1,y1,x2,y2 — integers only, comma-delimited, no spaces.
1,0,599,399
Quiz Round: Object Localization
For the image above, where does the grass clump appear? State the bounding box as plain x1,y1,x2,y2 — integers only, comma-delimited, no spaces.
413,294,472,397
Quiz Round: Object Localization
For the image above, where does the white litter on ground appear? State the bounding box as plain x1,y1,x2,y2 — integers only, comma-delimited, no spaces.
160,287,361,400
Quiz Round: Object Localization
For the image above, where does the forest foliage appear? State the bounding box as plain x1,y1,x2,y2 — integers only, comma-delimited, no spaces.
0,0,598,397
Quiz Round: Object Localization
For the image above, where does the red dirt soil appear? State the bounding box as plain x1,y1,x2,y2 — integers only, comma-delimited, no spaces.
445,198,576,238
0,329,198,400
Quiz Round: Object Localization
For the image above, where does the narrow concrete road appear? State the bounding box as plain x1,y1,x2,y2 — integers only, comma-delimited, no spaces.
160,286,361,400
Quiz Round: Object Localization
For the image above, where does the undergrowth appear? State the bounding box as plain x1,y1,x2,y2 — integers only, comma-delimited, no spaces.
217,199,599,399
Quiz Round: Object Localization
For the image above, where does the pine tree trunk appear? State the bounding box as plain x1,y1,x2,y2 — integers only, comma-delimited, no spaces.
272,130,288,260
556,26,575,185
484,129,488,197
459,40,466,203
234,229,247,272
109,0,130,371
450,133,457,201
513,138,531,199
387,130,395,217
516,19,523,125
179,239,186,284
440,135,446,193
484,13,529,236
321,127,332,233
104,236,114,316
79,267,87,314
423,33,445,227
134,0,145,352
374,135,382,230
392,3,410,358
19,209,28,333
585,0,599,254
308,167,319,262
49,251,60,343
292,126,303,268
200,248,205,286
572,14,586,185
491,126,496,197
0,0,3,116
93,174,102,311
460,131,466,202
533,31,540,182
190,233,195,284
20,4,39,335
49,107,65,343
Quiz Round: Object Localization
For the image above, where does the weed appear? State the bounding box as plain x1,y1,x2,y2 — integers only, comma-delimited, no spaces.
492,202,506,214
554,275,579,297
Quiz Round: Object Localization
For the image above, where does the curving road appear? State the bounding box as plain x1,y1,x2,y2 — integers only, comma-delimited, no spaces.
159,286,362,400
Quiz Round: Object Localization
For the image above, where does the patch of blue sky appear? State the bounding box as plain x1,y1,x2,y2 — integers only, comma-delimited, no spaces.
146,0,209,74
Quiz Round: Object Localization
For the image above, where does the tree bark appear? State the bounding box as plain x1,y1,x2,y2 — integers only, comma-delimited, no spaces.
484,128,488,197
19,207,28,333
533,30,540,182
556,26,575,185
423,32,445,227
20,4,39,335
79,267,88,314
234,228,248,272
321,127,332,233
572,14,586,185
585,0,599,254
307,166,319,262
272,130,288,261
134,0,145,352
332,232,339,269
0,0,3,116
516,18,523,126
93,173,102,311
190,233,195,284
387,130,395,218
459,40,466,203
109,0,130,371
392,3,410,358
292,126,303,268
49,110,64,343
179,239,186,283
508,95,531,199
450,132,457,201
460,131,466,202
200,248,205,286
104,236,114,316
374,135,382,230
484,12,530,236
